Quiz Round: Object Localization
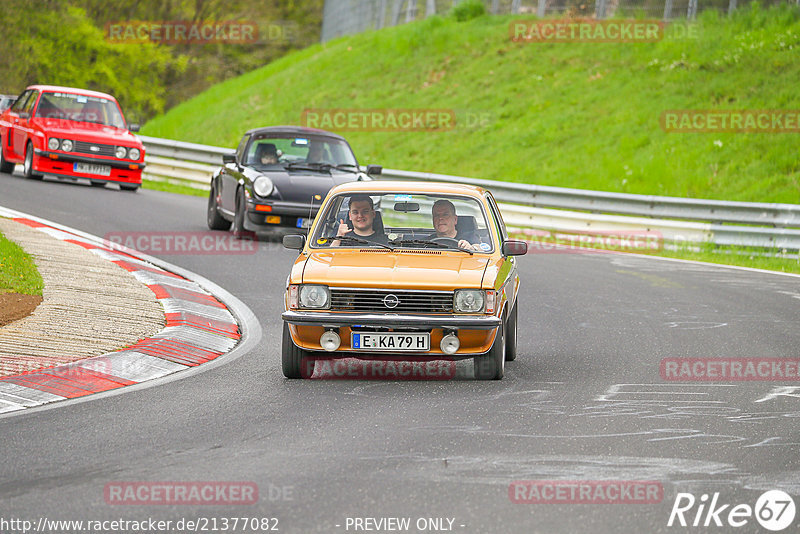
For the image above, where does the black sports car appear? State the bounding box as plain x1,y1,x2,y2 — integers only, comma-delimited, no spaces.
207,126,381,236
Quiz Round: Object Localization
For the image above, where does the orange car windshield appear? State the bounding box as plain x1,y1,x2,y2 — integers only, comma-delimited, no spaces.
311,193,495,253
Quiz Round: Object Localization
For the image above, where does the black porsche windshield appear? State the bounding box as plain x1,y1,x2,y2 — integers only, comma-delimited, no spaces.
34,92,126,129
245,134,358,170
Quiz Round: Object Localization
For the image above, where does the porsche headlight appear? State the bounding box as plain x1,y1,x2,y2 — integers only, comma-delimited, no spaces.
454,289,485,313
60,139,73,152
48,138,60,150
115,146,128,159
128,148,140,160
253,176,274,197
299,285,330,309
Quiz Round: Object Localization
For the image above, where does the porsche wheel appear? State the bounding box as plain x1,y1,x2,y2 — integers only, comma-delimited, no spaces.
0,139,14,174
23,143,43,180
474,313,505,380
282,322,312,379
207,182,231,230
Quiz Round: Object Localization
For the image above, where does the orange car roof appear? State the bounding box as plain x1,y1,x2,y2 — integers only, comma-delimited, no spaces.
330,181,488,197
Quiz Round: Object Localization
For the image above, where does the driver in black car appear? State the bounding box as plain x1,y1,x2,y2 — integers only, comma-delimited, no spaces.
431,199,480,251
331,195,388,246
256,143,279,165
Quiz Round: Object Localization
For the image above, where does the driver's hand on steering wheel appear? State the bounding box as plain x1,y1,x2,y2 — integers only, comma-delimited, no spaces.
458,239,479,251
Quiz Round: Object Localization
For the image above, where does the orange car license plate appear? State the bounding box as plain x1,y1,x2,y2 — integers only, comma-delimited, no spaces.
352,332,430,351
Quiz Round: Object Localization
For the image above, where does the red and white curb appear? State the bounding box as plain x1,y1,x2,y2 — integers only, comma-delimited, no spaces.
0,208,259,415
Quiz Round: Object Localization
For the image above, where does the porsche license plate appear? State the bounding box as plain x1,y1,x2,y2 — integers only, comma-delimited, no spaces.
352,332,430,351
74,162,111,176
296,217,313,229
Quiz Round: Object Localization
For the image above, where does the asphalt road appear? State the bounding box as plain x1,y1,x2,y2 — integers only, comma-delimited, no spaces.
1,172,799,534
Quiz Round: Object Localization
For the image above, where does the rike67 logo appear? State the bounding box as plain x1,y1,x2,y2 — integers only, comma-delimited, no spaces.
668,490,796,531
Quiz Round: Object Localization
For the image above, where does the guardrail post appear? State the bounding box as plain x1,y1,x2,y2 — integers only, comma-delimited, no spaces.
377,0,387,28
426,0,436,17
727,0,736,14
405,0,417,21
595,0,607,19
663,0,673,20
687,0,698,19
537,0,546,16
391,0,404,25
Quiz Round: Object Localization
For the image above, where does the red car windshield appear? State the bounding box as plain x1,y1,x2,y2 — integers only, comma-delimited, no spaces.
35,92,126,129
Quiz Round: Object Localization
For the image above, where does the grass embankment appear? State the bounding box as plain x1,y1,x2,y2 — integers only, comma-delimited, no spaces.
0,226,44,326
143,3,800,203
142,3,800,272
0,229,44,295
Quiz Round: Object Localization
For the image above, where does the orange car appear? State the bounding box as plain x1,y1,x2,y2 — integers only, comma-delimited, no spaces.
281,181,527,380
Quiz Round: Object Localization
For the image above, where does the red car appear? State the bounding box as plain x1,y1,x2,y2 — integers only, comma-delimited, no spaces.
0,85,145,191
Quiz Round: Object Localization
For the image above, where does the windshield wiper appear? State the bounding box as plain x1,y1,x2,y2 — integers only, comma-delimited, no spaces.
331,235,394,250
318,163,359,172
390,238,474,255
285,162,331,173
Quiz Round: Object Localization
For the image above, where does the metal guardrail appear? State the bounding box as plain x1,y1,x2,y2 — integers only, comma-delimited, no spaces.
378,168,800,228
139,135,800,250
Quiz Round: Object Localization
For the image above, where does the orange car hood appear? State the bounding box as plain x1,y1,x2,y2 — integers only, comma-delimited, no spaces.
301,250,490,290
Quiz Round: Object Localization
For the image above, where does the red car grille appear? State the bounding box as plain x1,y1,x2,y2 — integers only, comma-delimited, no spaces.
73,141,116,157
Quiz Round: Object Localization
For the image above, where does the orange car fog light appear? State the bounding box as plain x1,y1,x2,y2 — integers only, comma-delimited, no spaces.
255,205,273,212
440,333,460,355
320,330,341,352
266,215,281,224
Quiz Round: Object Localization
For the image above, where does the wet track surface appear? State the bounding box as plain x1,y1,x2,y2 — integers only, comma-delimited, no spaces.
1,173,799,533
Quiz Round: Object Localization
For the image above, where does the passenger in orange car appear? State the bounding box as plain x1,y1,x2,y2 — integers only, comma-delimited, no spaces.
431,199,480,251
331,194,388,245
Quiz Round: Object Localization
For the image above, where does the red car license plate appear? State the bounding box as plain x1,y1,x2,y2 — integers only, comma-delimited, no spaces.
74,162,111,176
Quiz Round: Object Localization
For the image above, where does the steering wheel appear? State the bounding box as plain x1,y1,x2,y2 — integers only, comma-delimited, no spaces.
431,236,459,247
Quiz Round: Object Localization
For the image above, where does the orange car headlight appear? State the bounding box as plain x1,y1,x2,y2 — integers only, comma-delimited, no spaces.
299,284,330,309
454,289,484,313
453,289,496,314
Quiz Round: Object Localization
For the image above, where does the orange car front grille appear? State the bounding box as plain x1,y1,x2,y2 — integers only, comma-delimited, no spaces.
330,288,453,313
